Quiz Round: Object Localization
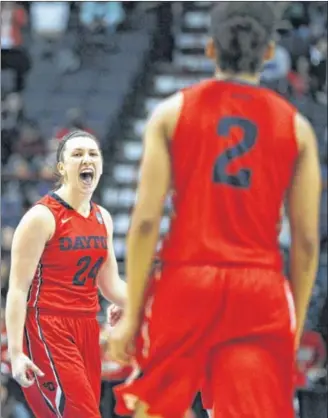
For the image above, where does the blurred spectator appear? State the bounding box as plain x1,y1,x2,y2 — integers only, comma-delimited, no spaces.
39,138,60,181
284,2,310,30
30,1,70,54
30,2,80,73
1,93,23,132
309,37,327,104
55,108,95,140
261,41,291,82
308,2,327,39
1,93,24,165
288,55,311,97
3,120,45,180
1,378,31,418
80,2,125,35
78,2,125,56
1,2,30,92
295,330,327,389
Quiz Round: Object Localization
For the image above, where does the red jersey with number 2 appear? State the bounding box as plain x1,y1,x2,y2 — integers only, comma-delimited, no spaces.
27,192,108,314
160,79,298,271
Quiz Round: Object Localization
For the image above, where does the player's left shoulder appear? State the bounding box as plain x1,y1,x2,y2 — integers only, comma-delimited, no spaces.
155,92,183,118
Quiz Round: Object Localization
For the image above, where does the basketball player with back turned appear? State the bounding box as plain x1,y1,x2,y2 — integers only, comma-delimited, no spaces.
110,3,321,418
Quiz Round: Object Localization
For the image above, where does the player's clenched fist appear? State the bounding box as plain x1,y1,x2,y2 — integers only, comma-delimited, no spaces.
107,304,123,327
11,352,44,388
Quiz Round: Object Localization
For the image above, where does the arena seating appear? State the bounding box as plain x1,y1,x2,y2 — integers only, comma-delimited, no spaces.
1,2,327,417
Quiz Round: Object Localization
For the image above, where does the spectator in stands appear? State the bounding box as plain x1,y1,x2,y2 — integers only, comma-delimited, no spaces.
3,120,45,181
30,1,70,57
1,92,23,166
261,37,291,82
288,55,311,97
39,138,59,181
295,330,326,388
309,36,327,104
284,2,310,30
1,92,23,132
79,1,125,54
80,2,125,35
1,377,31,418
1,2,30,93
308,2,327,39
30,2,80,73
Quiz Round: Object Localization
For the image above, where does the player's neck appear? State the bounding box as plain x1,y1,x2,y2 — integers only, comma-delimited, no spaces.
55,186,92,216
214,70,260,85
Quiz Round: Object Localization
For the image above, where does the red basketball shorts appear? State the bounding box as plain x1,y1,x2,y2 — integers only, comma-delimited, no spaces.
23,309,101,418
114,266,296,418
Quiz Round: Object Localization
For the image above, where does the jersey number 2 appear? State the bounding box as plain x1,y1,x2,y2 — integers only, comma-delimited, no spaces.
213,116,258,188
72,256,104,286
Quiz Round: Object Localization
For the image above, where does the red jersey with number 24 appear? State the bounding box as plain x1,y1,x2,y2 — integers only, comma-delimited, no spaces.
160,79,298,272
27,192,108,314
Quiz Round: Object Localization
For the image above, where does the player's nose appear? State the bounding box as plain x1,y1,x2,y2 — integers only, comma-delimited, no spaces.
82,153,92,163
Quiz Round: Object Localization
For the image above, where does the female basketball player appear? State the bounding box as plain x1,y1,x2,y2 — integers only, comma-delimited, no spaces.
110,2,320,418
5,130,126,418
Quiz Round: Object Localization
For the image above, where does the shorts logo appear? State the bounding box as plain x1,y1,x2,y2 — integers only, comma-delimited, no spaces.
42,381,55,392
96,212,103,224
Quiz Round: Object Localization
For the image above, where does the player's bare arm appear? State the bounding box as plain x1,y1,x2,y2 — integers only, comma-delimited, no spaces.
109,94,183,365
125,93,183,324
6,205,55,385
288,113,321,348
97,206,127,308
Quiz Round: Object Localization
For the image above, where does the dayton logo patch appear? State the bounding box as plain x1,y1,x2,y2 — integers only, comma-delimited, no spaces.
96,212,103,224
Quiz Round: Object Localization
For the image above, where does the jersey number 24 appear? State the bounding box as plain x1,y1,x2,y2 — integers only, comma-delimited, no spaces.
72,256,104,286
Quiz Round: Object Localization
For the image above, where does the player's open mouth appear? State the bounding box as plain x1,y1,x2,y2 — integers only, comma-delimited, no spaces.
79,168,94,186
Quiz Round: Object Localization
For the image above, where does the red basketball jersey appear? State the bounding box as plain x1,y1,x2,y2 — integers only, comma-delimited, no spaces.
160,79,298,271
27,192,108,314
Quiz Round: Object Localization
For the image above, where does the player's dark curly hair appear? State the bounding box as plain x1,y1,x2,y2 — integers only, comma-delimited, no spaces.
55,130,101,187
210,2,277,74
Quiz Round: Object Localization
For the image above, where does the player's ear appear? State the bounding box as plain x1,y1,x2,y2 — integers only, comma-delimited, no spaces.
57,162,65,177
263,41,275,63
205,38,216,61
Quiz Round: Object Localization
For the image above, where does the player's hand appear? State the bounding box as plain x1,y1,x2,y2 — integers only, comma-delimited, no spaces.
108,316,137,366
11,352,44,388
107,304,123,327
